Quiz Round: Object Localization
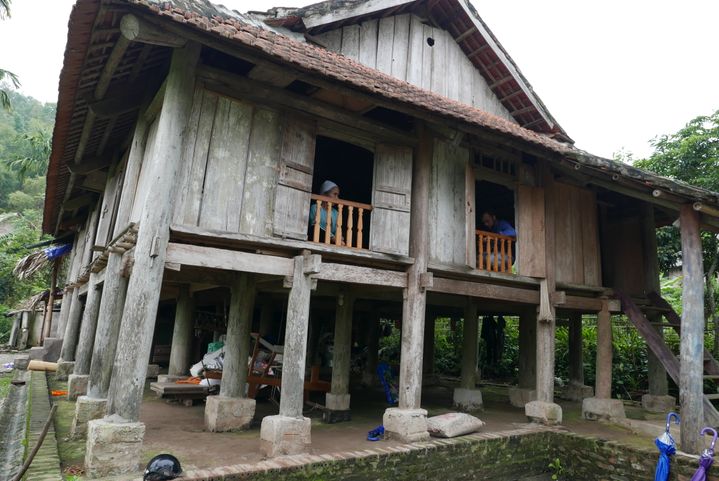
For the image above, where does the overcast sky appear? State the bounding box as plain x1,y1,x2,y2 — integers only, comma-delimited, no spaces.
1,0,718,160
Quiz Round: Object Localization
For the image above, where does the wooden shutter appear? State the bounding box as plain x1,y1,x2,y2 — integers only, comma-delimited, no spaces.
272,116,317,239
369,144,413,256
429,140,471,266
516,185,546,278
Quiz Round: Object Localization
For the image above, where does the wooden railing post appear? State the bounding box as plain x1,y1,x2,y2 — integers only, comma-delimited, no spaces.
474,230,515,274
309,194,372,251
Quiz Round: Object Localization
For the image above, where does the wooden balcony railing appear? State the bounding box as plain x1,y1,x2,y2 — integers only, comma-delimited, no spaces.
476,230,516,273
310,194,372,250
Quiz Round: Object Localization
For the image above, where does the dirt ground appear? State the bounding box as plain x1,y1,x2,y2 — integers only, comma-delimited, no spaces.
136,381,662,471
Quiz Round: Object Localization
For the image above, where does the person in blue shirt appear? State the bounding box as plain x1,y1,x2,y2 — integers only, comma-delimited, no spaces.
309,180,342,244
481,211,517,237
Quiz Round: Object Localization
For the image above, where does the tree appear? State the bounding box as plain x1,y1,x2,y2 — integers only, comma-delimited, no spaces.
635,109,719,354
0,0,19,111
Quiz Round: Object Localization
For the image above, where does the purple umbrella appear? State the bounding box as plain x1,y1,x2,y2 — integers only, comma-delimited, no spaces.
690,427,717,481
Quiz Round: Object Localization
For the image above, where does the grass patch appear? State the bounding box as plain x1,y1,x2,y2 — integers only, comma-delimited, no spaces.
48,377,87,474
0,373,11,399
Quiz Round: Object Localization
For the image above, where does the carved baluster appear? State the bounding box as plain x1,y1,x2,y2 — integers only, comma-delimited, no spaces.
500,237,506,272
357,208,365,249
335,204,344,247
325,202,333,244
478,232,484,270
313,199,321,243
493,237,499,272
508,239,513,271
346,206,354,248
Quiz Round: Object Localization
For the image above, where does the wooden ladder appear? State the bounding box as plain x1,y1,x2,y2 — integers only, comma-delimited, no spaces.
615,291,719,426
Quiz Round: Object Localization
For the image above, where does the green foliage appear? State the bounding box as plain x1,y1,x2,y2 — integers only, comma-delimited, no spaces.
548,457,564,481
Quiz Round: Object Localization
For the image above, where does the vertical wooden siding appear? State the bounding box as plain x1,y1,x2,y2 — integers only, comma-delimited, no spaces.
429,139,471,266
316,14,515,122
551,182,601,286
173,87,282,235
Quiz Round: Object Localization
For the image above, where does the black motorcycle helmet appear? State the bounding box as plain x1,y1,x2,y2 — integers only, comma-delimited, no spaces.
143,454,182,481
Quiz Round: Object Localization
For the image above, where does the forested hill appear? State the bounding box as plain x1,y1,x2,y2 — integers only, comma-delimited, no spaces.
0,90,56,328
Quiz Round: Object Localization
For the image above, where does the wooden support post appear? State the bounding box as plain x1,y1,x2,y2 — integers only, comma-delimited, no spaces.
595,302,612,399
278,256,314,418
641,203,670,397
41,260,60,342
518,310,537,389
460,302,479,389
87,252,128,399
59,288,83,362
220,274,255,398
568,313,584,387
72,273,103,376
383,125,431,442
167,285,195,377
398,126,431,411
326,291,353,419
106,43,200,422
679,204,705,455
363,308,380,386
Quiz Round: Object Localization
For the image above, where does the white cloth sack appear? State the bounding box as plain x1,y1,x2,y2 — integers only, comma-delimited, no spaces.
427,412,485,438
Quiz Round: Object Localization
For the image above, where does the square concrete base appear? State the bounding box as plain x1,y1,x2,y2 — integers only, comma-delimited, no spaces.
71,396,107,438
42,337,63,362
28,346,45,360
13,355,30,370
562,382,594,402
582,397,626,421
55,361,75,381
383,407,430,443
157,374,183,383
85,418,145,479
641,394,676,413
453,387,484,412
525,400,563,425
508,387,537,408
204,396,256,432
260,415,311,457
146,364,160,379
67,374,88,401
325,393,350,411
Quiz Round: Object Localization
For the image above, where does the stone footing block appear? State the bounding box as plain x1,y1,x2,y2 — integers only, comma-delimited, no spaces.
157,374,184,383
453,387,484,412
641,394,676,413
323,409,351,423
383,407,430,443
260,415,311,457
85,418,145,479
582,397,626,421
204,396,256,432
55,361,75,381
508,387,537,408
42,337,63,362
525,400,563,425
145,364,160,379
71,396,107,438
28,346,45,360
14,355,30,370
67,374,88,401
562,382,594,402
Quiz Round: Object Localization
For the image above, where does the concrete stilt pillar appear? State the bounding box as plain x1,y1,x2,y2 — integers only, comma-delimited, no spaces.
383,126,431,443
53,288,73,339
205,274,256,432
362,310,380,386
582,301,625,420
68,273,103,400
260,254,317,457
454,300,482,411
563,313,593,401
324,292,353,423
509,310,537,407
85,43,201,479
167,286,194,378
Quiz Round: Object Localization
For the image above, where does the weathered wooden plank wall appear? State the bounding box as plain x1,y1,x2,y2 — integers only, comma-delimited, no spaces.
172,87,283,235
317,13,515,122
602,212,645,296
551,182,601,286
429,139,471,266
